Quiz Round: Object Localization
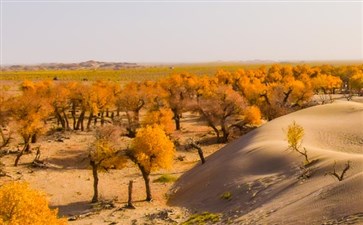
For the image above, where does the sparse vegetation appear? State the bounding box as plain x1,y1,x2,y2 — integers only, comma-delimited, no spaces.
181,212,221,225
220,191,232,200
153,174,178,183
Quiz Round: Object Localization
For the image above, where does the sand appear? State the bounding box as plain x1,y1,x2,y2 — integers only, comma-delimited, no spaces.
168,100,363,224
0,112,224,225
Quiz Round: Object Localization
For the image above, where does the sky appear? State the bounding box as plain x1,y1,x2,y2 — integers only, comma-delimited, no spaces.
1,1,362,65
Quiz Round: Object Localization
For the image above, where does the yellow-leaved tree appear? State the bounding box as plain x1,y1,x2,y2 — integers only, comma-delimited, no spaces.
0,91,11,150
159,73,198,130
350,72,363,95
9,81,52,166
89,125,127,203
115,81,153,137
244,105,262,126
127,125,175,201
0,182,67,225
195,81,247,143
142,108,174,134
286,121,310,163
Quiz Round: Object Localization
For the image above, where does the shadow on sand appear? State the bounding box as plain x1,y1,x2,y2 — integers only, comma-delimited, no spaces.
52,201,92,217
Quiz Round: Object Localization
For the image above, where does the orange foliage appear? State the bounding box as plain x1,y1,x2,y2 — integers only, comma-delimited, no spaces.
131,125,175,172
244,105,262,125
142,108,174,134
129,125,175,201
0,182,67,225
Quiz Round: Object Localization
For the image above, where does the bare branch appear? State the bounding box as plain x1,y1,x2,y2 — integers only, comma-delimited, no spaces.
325,161,351,181
187,138,205,164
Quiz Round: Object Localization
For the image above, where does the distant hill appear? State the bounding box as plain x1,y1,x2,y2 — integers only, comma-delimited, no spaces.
1,60,140,71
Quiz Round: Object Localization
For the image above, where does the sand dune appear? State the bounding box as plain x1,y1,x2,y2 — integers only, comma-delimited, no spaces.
168,101,363,224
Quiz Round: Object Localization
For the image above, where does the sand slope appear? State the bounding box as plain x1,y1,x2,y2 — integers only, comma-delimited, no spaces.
168,101,363,224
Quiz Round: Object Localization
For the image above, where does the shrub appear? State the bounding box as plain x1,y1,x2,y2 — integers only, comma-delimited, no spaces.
286,121,310,163
153,174,177,183
220,191,232,200
286,121,304,150
0,182,67,225
181,212,221,225
244,105,262,125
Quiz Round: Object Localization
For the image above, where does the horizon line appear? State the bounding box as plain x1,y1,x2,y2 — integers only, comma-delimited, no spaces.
2,59,363,67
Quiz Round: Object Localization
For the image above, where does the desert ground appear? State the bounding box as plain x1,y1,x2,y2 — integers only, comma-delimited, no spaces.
0,109,225,225
1,98,362,225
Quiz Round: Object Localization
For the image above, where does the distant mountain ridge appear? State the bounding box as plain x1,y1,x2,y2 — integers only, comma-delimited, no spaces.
1,60,139,71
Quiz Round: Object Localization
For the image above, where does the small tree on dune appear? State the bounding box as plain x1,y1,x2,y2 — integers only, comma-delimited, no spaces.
286,121,310,164
127,125,175,201
0,182,67,225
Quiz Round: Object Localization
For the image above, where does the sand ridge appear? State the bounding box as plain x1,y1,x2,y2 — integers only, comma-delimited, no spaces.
169,100,363,224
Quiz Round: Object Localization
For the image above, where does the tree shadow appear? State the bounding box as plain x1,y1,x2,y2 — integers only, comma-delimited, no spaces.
45,151,89,170
197,136,219,146
52,201,92,217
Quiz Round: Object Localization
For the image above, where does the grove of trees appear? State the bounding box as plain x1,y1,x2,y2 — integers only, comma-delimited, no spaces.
0,63,362,208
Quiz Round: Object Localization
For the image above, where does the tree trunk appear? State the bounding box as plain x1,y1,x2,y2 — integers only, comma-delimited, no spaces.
100,112,105,126
14,139,30,167
71,104,77,130
220,122,229,143
172,108,181,130
210,125,220,142
90,160,99,203
94,116,97,126
0,129,10,149
87,112,93,130
80,117,84,131
55,110,65,129
24,136,31,153
14,150,23,167
198,108,220,142
31,133,37,144
134,110,140,124
190,142,205,164
63,111,69,130
127,180,136,209
139,165,152,201
126,112,136,138
76,110,85,131
283,88,293,105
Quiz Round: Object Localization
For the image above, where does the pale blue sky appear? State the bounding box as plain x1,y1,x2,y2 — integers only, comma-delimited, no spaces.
1,1,362,65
